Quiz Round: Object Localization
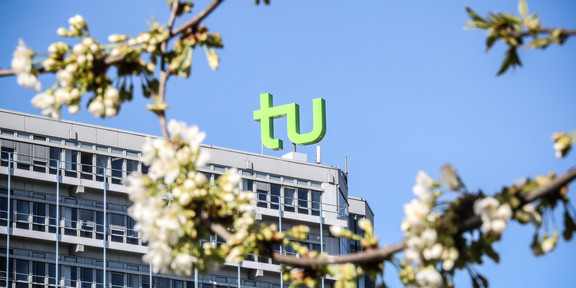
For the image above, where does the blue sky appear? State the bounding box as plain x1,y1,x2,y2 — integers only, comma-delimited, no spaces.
1,0,576,287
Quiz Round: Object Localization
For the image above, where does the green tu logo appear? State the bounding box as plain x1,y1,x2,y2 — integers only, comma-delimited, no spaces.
254,93,326,151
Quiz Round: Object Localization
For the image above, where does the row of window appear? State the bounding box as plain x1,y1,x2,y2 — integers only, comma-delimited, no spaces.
1,137,328,193
0,140,140,185
0,256,290,288
0,194,140,246
0,129,140,159
243,179,322,216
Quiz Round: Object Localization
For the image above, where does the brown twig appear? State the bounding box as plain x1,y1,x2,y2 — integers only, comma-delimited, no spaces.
236,166,576,268
154,0,181,142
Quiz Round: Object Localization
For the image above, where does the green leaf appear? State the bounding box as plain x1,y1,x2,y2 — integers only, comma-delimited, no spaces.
518,0,528,18
499,13,523,24
497,47,522,76
528,38,551,49
485,244,500,263
486,34,498,51
466,7,487,24
563,210,576,241
478,274,489,288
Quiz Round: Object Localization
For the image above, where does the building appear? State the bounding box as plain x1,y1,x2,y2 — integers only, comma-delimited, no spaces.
0,109,374,288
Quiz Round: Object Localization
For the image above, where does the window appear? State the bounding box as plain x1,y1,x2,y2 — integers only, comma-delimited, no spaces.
257,190,267,208
64,150,78,177
243,179,253,192
1,143,14,167
271,184,281,210
284,188,295,212
81,268,94,288
311,191,321,216
111,157,123,184
0,197,7,226
49,147,61,174
126,160,138,176
95,155,108,182
15,200,30,229
32,144,48,172
32,202,47,231
298,189,308,214
111,273,124,288
15,259,29,281
81,152,94,180
16,142,31,170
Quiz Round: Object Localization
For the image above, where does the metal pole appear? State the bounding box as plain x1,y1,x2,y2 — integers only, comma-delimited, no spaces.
6,152,12,287
149,263,152,288
320,201,324,288
103,167,107,288
194,267,198,288
237,264,241,288
55,159,60,288
279,202,283,288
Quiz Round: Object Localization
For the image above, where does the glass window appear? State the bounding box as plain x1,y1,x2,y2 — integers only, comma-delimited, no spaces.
49,147,61,174
81,268,94,288
1,129,14,136
298,189,308,214
96,145,108,152
126,160,138,175
80,152,94,180
271,184,281,210
284,188,295,212
33,202,47,231
49,137,62,144
96,155,108,181
243,179,253,192
17,132,30,139
257,190,267,208
270,174,281,181
111,148,123,155
15,200,30,229
111,273,124,288
111,157,123,184
64,150,78,177
126,150,139,157
15,259,29,281
311,191,321,216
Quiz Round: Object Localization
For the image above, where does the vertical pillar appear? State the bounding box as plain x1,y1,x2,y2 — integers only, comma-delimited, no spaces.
6,153,12,287
194,267,198,288
278,203,283,288
103,168,107,288
149,263,152,288
320,201,324,288
55,159,60,287
237,264,241,288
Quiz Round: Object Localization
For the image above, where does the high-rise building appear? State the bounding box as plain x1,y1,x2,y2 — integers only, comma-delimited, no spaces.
0,109,374,288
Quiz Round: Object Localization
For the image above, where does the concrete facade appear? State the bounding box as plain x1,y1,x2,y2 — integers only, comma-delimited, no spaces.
0,109,374,288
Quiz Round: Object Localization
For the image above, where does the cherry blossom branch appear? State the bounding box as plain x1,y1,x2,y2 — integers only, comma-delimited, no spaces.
0,0,225,76
255,166,576,268
154,0,181,142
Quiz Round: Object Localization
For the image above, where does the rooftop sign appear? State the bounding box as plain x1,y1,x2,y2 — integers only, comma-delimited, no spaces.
254,93,326,151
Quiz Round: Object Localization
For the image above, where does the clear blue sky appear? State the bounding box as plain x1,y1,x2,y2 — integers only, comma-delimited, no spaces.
1,0,575,287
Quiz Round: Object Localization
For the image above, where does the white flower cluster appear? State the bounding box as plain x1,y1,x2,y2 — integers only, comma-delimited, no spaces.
11,40,41,92
401,171,455,288
57,14,87,37
88,86,120,118
473,197,512,235
128,121,255,276
109,27,169,58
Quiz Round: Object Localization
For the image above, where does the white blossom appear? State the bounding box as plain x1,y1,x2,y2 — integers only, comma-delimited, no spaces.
415,267,443,288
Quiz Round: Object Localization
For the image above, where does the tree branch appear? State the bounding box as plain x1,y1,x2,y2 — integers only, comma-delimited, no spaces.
172,0,224,36
260,166,576,268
